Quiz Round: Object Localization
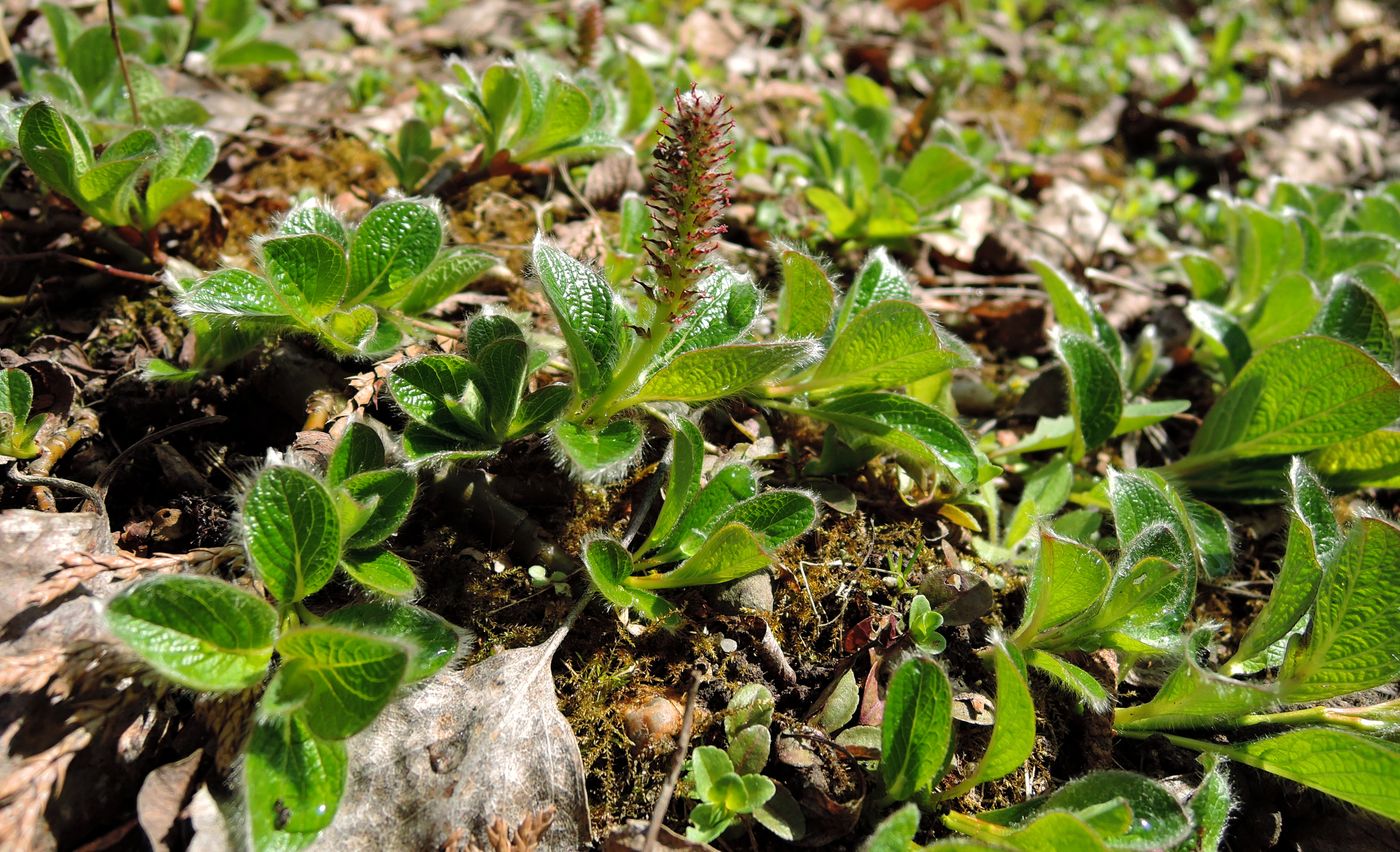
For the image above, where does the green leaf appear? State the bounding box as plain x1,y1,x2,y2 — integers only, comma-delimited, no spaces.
800,300,965,397
881,657,953,801
631,523,771,589
508,383,570,439
323,601,457,682
754,781,806,841
776,247,835,339
533,235,619,397
67,26,122,104
473,336,530,439
1231,201,1304,308
1241,271,1317,352
262,234,349,318
1309,277,1395,365
899,143,980,210
525,77,592,156
1055,331,1123,462
1185,336,1400,463
1280,517,1400,701
1014,530,1111,645
728,725,771,776
0,368,34,424
394,247,496,315
1187,754,1233,852
712,490,817,550
861,803,920,852
275,626,409,740
106,575,276,692
806,392,978,484
399,423,497,465
1024,649,1110,712
212,38,299,69
1033,259,1123,368
664,266,762,359
1005,456,1074,548
177,268,291,320
945,810,1110,851
726,684,776,738
1213,729,1400,822
347,200,443,303
967,637,1035,787
806,186,858,240
19,101,91,199
583,537,674,620
552,419,642,476
1308,428,1400,490
340,469,416,548
387,354,473,438
245,714,345,844
969,771,1192,850
666,465,757,558
340,549,418,598
686,802,733,844
1186,301,1251,382
1114,629,1278,731
280,199,348,247
835,247,911,331
815,669,859,733
639,418,704,555
326,422,385,487
1177,251,1227,303
1224,460,1334,674
630,341,816,406
242,466,341,604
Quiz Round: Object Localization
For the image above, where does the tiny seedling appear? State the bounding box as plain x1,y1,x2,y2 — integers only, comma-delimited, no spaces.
166,197,496,371
15,101,215,230
385,313,569,465
105,425,453,849
0,368,47,460
583,420,817,622
683,683,805,842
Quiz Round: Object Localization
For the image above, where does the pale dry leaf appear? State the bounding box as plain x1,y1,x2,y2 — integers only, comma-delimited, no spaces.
137,749,205,852
314,625,588,851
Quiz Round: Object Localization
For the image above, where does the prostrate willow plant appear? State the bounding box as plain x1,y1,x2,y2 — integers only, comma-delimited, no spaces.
12,101,214,230
163,197,495,375
0,368,47,460
442,52,629,169
583,418,818,622
104,424,458,849
753,244,981,493
385,312,569,465
528,87,819,476
1009,467,1230,707
1111,460,1400,825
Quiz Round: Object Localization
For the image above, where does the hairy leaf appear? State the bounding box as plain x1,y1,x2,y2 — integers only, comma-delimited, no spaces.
275,626,409,740
106,575,276,692
881,658,953,800
242,466,341,603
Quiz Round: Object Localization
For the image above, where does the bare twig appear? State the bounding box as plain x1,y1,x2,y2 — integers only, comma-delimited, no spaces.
0,251,161,284
21,408,100,511
0,8,21,95
93,415,226,498
106,0,141,125
643,670,702,852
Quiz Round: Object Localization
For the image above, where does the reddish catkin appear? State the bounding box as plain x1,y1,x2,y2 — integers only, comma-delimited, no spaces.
576,3,603,69
644,86,735,318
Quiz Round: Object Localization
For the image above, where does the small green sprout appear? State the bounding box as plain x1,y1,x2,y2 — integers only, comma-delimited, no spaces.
0,368,47,461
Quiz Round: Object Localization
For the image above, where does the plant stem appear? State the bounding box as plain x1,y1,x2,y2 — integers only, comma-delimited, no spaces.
579,306,674,421
0,250,162,283
1234,705,1386,733
643,669,703,852
405,316,464,339
106,0,142,125
0,10,21,95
